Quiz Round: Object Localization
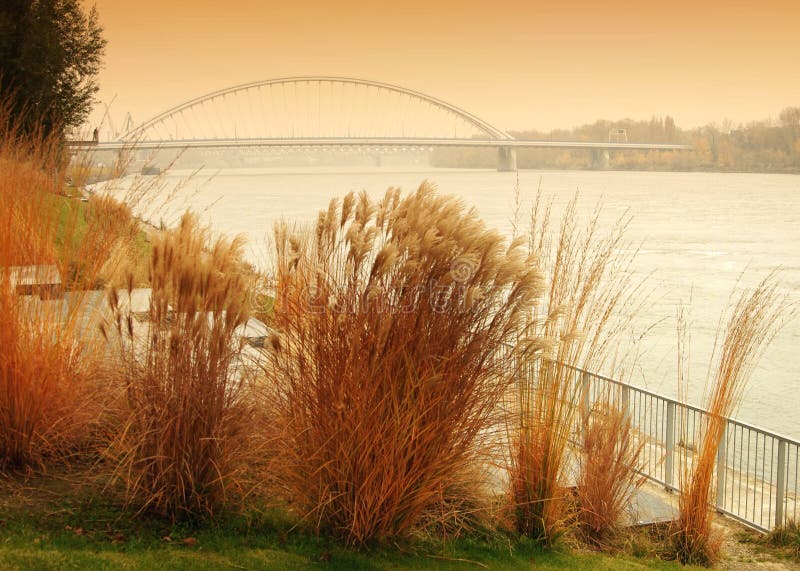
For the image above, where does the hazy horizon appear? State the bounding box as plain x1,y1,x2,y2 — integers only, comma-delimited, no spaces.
85,0,800,135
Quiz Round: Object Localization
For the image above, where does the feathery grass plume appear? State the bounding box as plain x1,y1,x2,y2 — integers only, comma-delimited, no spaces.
262,183,543,546
0,96,120,470
508,191,646,546
576,402,645,546
671,272,792,566
106,213,256,519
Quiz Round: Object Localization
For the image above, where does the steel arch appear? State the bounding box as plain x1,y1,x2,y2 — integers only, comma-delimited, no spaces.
119,76,512,142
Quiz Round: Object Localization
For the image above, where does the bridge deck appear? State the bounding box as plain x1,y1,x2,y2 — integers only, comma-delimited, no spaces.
68,138,690,152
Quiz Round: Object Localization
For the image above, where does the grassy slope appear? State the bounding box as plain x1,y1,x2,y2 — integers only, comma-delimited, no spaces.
51,192,151,285
52,193,88,259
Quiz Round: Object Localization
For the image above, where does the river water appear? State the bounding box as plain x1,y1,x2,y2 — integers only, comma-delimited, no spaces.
103,167,800,438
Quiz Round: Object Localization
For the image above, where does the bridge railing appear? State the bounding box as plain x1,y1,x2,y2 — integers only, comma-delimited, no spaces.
511,358,799,532
580,365,799,532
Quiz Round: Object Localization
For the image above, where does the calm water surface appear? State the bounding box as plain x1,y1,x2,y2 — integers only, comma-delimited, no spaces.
105,168,800,438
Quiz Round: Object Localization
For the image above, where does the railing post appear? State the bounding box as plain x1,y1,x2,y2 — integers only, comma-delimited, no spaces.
621,384,630,422
716,420,728,512
665,401,676,491
581,371,591,439
775,439,787,529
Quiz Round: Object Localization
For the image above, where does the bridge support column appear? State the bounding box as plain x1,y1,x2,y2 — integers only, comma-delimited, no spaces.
591,149,610,169
497,147,517,172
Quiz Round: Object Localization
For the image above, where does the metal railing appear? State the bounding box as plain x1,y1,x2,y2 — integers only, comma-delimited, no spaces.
567,365,799,532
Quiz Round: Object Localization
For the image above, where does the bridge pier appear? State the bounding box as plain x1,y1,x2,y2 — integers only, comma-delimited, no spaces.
497,146,517,172
591,149,611,169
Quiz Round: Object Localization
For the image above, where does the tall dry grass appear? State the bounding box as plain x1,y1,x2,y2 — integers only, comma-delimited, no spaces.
672,274,792,565
508,192,645,545
262,184,542,545
105,213,256,519
576,403,645,545
0,97,116,470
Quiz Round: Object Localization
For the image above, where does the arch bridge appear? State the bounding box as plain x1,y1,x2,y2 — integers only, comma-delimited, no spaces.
78,76,689,171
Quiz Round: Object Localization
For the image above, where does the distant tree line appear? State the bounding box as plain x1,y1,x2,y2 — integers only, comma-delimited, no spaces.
431,108,800,173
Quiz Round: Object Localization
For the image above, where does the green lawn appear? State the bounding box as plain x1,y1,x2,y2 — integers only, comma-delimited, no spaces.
0,524,697,570
0,478,698,571
50,192,152,286
52,192,89,254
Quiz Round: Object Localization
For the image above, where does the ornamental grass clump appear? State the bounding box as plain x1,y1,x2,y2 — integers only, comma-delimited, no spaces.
671,274,791,566
576,402,645,546
0,98,115,470
508,192,644,546
262,183,542,546
105,213,256,519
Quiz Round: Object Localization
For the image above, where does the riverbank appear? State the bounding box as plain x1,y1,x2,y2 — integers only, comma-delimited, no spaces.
6,123,795,568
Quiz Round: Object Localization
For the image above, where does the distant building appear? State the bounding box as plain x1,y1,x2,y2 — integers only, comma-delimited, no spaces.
608,128,628,143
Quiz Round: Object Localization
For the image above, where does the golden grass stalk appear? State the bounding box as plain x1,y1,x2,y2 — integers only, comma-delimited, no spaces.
262,183,543,545
508,191,645,545
576,402,645,545
672,273,792,566
105,213,256,519
0,96,120,470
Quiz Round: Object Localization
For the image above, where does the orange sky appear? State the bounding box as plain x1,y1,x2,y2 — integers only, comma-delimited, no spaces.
85,0,800,133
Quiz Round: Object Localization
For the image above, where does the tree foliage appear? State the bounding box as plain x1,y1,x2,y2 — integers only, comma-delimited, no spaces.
431,107,800,173
0,0,106,138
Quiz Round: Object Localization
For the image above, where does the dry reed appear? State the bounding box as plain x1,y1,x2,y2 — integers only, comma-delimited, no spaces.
262,183,542,545
508,191,645,545
672,273,791,565
0,97,117,469
104,213,256,519
576,403,645,546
